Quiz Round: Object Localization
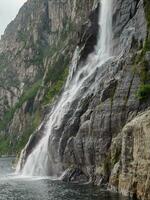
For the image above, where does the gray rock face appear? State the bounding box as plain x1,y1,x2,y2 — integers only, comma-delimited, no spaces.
0,0,95,139
112,0,147,55
109,110,150,200
0,0,150,199
59,0,146,182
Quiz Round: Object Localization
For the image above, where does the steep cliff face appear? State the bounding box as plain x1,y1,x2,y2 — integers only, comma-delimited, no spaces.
55,0,148,184
121,110,150,200
0,0,150,199
0,0,97,154
110,110,150,200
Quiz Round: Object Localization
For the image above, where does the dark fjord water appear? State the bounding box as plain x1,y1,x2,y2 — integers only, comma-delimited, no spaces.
0,158,128,200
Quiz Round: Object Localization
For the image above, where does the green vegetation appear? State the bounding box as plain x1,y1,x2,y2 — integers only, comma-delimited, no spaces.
135,51,150,101
17,31,28,46
143,0,150,52
0,80,42,132
135,57,150,101
0,135,11,156
133,2,150,101
0,53,8,70
144,0,150,28
15,80,42,110
44,55,69,84
0,79,42,154
43,75,67,105
15,122,36,153
29,44,47,67
61,19,76,40
0,109,15,131
103,153,111,181
139,60,149,83
0,109,42,155
137,84,150,100
43,54,69,105
143,37,150,52
111,148,121,167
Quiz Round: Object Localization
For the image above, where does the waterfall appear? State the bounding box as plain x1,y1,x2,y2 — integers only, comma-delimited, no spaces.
16,0,113,177
96,0,112,58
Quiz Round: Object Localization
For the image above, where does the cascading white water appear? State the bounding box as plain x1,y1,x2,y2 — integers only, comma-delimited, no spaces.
96,0,112,58
16,0,113,176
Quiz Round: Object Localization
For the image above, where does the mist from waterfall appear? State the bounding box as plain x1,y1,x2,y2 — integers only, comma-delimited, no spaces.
16,0,113,177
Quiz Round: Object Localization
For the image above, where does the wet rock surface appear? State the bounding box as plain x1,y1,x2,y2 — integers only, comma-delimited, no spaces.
0,0,150,199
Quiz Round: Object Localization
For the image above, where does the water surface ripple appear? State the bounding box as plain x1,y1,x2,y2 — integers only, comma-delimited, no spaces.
0,158,128,200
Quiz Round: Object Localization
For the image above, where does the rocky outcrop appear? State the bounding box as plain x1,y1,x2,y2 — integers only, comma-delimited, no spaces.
109,110,150,200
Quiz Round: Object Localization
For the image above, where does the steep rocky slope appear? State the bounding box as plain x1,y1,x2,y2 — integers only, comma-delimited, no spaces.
109,109,150,200
0,0,97,154
0,0,150,199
